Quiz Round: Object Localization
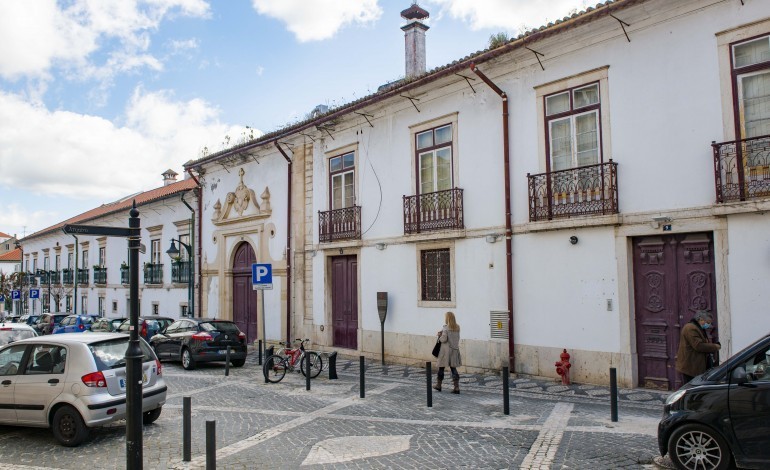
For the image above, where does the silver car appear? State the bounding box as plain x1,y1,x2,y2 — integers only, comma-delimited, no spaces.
0,332,166,446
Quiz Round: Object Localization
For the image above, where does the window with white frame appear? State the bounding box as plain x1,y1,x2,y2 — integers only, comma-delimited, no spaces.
416,124,453,194
151,240,161,264
329,151,355,209
545,82,601,172
67,252,73,269
98,247,106,267
80,296,87,314
733,35,770,159
179,234,190,261
55,254,60,271
98,297,105,316
417,244,455,306
81,250,88,268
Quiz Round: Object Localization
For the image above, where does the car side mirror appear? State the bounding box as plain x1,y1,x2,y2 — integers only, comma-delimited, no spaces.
731,366,748,385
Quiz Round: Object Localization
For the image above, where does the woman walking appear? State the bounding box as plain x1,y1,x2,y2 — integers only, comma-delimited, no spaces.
434,311,462,394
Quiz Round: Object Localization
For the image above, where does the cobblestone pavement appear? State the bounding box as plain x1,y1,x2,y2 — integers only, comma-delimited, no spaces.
0,353,670,469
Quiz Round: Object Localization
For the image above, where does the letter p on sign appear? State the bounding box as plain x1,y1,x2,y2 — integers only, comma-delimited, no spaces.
252,263,273,290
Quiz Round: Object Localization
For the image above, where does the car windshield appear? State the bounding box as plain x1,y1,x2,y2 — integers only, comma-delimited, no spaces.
0,329,35,346
89,338,155,371
201,322,240,333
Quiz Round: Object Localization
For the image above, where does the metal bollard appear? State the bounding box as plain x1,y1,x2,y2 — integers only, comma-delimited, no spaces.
359,356,365,398
183,396,191,462
426,362,432,408
206,420,216,470
264,345,274,384
610,367,618,422
328,351,338,380
503,366,510,415
305,353,311,391
225,346,230,377
258,340,263,366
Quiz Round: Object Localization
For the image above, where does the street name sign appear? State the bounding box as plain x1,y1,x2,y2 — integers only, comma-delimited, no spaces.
252,263,273,290
63,224,132,237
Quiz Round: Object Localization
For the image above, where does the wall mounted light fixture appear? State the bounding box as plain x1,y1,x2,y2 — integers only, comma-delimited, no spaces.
569,236,579,245
651,216,672,229
485,234,501,244
375,242,387,251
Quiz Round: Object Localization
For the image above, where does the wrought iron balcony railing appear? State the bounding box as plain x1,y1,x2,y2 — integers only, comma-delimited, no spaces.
527,161,619,222
121,266,129,284
712,135,770,203
403,188,464,234
50,271,60,285
144,263,163,285
62,269,74,285
77,268,89,285
93,267,107,285
319,206,362,243
171,261,191,284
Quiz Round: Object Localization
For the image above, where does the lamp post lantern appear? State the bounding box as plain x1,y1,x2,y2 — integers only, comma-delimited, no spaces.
166,238,194,317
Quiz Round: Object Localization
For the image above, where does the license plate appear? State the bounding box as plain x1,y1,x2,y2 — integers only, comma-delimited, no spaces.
218,350,227,355
119,372,148,390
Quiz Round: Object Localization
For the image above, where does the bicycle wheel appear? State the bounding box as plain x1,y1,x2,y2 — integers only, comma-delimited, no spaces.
263,355,287,383
300,352,323,378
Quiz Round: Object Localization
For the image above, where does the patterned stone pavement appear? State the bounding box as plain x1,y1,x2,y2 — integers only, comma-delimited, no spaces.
0,353,670,469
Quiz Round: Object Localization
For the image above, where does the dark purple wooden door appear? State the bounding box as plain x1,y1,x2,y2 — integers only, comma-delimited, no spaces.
232,242,258,342
633,233,716,390
331,255,358,350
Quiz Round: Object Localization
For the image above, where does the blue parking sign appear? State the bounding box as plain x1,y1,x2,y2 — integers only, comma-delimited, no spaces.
11,290,20,300
252,263,273,290
30,289,40,299
0,295,4,302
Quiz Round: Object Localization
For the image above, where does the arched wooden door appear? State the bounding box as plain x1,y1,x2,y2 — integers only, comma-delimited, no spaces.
232,242,258,342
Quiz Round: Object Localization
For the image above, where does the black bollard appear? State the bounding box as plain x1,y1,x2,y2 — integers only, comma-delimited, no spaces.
258,339,263,366
426,362,432,407
183,396,191,462
225,346,230,377
305,353,311,391
206,420,216,470
503,366,510,415
610,367,618,422
328,351,338,380
265,345,274,358
263,345,274,384
359,356,365,398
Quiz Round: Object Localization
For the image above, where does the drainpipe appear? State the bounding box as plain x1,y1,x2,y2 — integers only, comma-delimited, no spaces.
274,142,293,345
186,170,203,318
470,63,515,372
181,191,196,318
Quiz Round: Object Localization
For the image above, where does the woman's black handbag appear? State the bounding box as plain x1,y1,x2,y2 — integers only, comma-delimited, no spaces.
432,339,441,357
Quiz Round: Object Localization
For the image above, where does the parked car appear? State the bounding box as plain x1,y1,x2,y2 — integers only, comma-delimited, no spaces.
34,313,69,335
4,315,21,323
89,317,126,333
19,314,40,327
658,332,770,470
150,318,247,370
115,316,174,342
0,322,37,346
52,314,99,334
0,332,166,446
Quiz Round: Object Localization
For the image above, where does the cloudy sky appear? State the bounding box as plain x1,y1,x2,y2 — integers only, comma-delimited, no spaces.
0,0,588,237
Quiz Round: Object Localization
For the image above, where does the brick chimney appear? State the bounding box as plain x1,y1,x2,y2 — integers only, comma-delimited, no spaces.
401,3,429,78
162,169,178,186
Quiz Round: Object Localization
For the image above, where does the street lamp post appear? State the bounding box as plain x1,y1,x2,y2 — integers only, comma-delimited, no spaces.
14,241,22,315
166,238,194,317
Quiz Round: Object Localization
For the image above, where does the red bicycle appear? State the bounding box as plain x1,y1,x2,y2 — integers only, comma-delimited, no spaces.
263,338,323,383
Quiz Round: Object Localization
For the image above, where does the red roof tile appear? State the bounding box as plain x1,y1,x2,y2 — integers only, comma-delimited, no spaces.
0,248,21,262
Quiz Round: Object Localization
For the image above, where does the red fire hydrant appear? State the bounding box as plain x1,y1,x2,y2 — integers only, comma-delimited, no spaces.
555,349,571,385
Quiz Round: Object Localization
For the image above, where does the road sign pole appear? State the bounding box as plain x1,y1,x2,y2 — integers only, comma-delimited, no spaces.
126,202,143,470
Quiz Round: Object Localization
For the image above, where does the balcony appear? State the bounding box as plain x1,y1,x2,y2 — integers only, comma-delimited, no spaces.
50,271,60,285
77,268,89,285
62,269,74,285
144,263,163,285
403,188,464,234
319,206,361,243
713,135,770,203
121,266,129,284
93,267,107,285
171,261,191,284
527,161,619,222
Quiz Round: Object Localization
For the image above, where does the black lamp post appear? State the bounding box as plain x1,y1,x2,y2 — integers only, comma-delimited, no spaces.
166,238,194,317
14,240,24,315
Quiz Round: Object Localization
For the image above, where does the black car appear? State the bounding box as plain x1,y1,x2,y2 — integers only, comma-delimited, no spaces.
150,318,247,370
658,332,770,470
115,316,174,342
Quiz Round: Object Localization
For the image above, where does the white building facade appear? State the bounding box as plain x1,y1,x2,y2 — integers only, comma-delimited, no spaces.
186,0,770,389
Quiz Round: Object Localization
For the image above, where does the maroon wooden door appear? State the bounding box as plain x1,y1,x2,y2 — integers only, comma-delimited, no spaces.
232,242,258,342
331,255,358,350
633,233,716,390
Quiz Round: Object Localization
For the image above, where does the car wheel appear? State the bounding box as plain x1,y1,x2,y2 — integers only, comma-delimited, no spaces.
668,423,732,470
181,348,196,370
142,407,162,425
52,405,89,447
231,359,246,367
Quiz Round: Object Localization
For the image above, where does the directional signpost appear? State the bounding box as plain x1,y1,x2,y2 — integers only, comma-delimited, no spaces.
252,263,272,347
63,207,143,470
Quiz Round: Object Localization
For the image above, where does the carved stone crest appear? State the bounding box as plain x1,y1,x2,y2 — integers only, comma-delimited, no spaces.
212,168,271,225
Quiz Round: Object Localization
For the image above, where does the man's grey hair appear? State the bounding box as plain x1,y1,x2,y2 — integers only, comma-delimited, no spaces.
693,311,713,322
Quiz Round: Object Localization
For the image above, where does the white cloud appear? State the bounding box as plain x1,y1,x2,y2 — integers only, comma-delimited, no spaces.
425,0,589,33
0,0,210,82
251,0,382,42
0,89,258,202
